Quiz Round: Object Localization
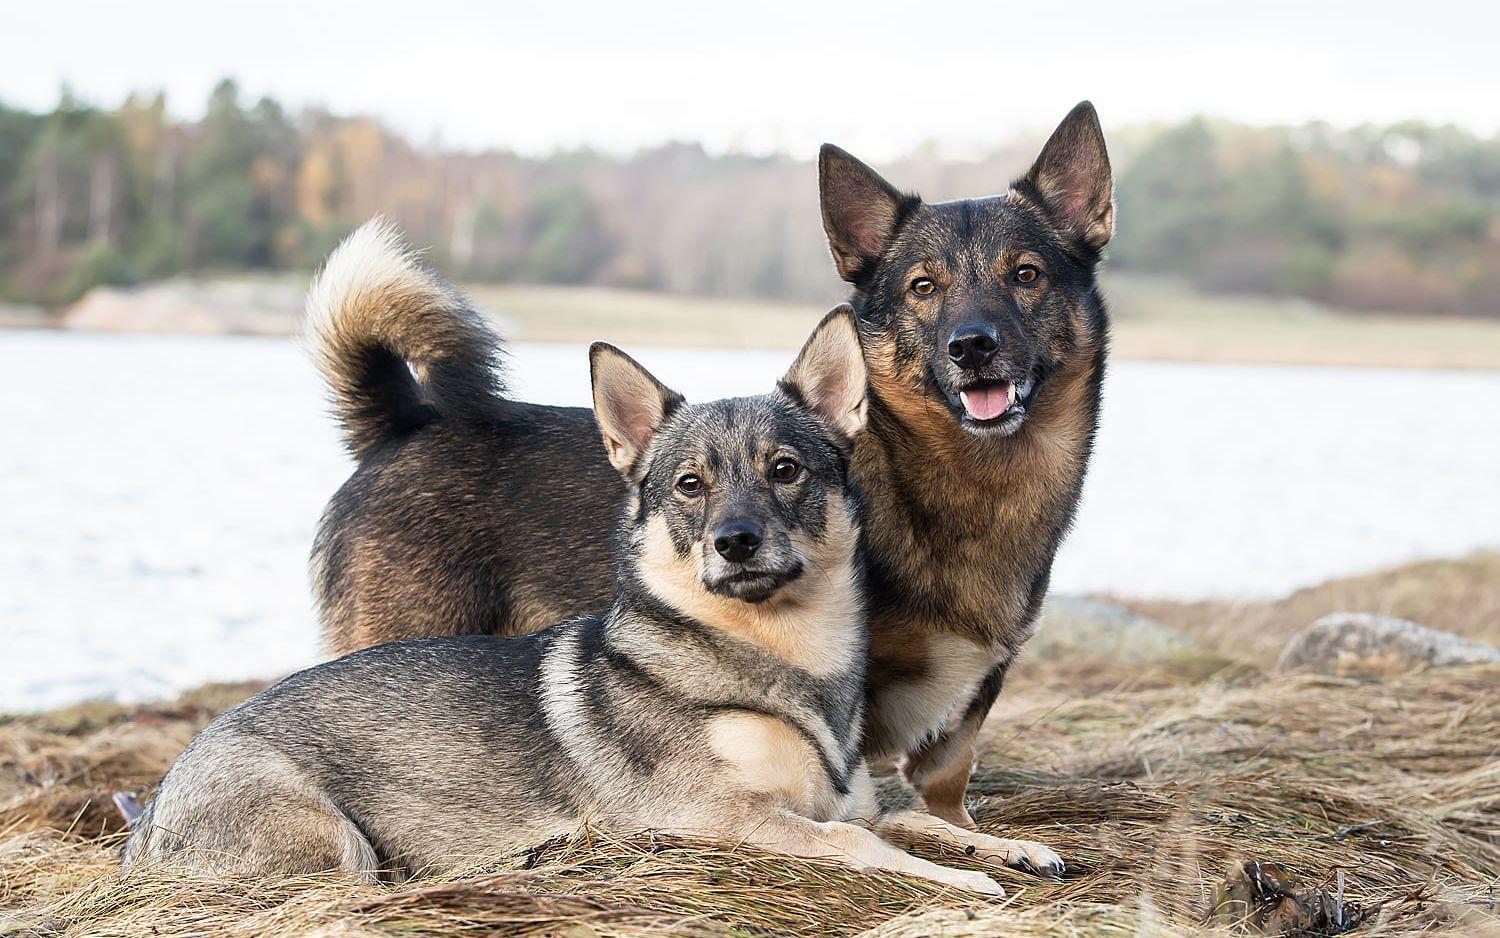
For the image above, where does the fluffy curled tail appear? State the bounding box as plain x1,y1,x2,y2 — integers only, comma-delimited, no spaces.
304,218,505,458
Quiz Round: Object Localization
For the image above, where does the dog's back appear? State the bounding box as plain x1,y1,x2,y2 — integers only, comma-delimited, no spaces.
305,221,622,651
124,628,634,877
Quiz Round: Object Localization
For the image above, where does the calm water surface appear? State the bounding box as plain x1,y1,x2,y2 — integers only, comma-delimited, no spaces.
4,332,1497,710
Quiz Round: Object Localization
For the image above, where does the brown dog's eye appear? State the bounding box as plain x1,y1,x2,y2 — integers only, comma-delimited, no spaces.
910,278,937,296
1013,265,1040,285
771,458,800,482
676,474,703,496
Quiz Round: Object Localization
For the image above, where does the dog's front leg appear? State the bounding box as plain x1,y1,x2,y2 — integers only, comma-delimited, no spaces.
730,810,1005,895
876,808,1063,878
902,730,978,827
900,661,1009,828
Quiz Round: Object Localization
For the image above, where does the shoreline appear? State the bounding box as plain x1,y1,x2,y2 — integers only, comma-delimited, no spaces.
9,275,1500,371
9,320,1500,374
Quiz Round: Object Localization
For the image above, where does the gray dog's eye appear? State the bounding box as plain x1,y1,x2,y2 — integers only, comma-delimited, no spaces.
676,474,703,496
771,458,800,482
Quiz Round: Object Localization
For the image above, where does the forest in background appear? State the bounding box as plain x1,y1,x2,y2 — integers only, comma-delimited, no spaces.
3,79,1499,316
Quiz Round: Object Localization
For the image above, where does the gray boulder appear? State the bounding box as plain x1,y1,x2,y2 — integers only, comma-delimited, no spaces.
0,302,51,329
1277,613,1500,677
62,278,305,335
1032,596,1201,664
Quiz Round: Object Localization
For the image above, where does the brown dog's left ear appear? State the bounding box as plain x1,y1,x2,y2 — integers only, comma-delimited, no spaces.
1022,101,1114,251
782,305,868,441
819,145,913,283
590,343,685,481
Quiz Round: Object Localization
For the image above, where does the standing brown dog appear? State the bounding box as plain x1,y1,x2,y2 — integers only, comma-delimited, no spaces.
307,102,1111,835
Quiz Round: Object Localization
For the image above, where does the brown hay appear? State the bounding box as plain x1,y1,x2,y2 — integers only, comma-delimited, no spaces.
0,682,267,838
1114,550,1500,668
3,559,1499,936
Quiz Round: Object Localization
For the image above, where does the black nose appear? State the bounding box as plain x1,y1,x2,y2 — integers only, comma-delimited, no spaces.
947,323,1000,370
713,520,763,562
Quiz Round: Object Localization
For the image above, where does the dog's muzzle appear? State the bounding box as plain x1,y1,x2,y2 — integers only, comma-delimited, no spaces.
937,368,1042,437
703,560,806,604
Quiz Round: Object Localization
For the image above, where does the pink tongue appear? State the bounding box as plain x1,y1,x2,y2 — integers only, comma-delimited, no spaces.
960,384,1012,421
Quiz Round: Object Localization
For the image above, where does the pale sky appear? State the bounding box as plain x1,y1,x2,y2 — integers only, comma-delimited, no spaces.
5,0,1498,159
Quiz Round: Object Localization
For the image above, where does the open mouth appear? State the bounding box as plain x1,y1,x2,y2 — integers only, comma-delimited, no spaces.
956,374,1037,425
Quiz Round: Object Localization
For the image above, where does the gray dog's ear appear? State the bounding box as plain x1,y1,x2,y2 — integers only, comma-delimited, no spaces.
783,305,868,441
819,145,913,283
590,343,684,481
1022,101,1113,251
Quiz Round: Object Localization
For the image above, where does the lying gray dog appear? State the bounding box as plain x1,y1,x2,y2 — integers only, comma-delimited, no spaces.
123,309,1058,893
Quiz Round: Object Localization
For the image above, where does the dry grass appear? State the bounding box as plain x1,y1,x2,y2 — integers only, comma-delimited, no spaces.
1105,275,1500,370
455,277,1500,370
4,557,1499,936
1109,550,1500,672
462,283,832,351
27,273,1500,369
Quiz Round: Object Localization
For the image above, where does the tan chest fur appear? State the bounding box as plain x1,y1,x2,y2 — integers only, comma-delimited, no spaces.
864,632,995,762
706,712,846,821
855,351,1100,757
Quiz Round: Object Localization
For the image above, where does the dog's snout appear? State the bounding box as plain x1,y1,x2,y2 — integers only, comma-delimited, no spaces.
946,323,1000,370
713,520,763,562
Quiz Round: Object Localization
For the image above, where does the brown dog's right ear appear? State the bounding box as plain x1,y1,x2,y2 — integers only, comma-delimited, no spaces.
782,305,868,442
1021,101,1113,251
589,343,685,481
819,144,913,283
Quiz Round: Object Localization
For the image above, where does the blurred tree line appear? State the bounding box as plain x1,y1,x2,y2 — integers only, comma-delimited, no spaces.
3,79,1499,316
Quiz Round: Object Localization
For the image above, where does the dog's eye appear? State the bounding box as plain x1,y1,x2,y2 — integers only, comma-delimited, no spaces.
1013,265,1041,285
909,278,937,296
771,458,800,482
675,474,703,496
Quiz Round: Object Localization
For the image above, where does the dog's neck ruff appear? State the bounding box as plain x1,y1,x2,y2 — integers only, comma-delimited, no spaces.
600,588,867,778
618,563,866,682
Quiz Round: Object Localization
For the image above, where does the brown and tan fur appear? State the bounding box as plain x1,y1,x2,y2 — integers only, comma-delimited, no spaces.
856,324,1103,820
127,312,1059,893
303,103,1113,846
806,103,1112,827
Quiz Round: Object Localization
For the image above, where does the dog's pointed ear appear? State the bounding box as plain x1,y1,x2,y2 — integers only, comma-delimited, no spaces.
1022,101,1113,251
819,144,911,283
590,343,684,481
782,305,868,441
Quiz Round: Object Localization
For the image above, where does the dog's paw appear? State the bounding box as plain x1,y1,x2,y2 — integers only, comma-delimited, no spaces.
943,868,1007,896
965,835,1065,878
1000,839,1065,878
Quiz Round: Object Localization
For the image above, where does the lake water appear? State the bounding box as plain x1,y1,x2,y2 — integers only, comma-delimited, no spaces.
4,331,1498,711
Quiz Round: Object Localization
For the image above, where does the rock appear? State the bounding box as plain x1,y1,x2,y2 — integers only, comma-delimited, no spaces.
1277,613,1500,677
62,277,306,335
59,276,518,337
0,302,53,329
1032,596,1202,664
